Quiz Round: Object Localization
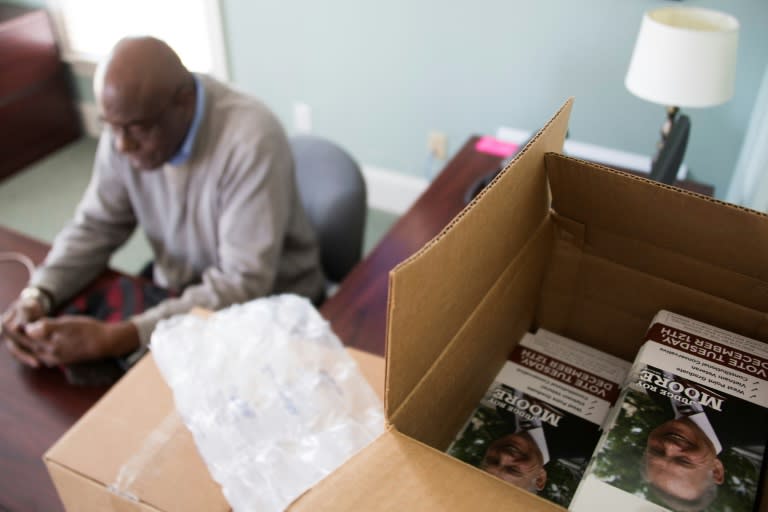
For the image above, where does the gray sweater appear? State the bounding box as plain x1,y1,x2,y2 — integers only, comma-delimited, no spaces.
32,76,325,344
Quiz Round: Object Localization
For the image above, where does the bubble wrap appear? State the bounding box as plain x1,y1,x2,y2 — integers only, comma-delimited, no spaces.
150,295,385,511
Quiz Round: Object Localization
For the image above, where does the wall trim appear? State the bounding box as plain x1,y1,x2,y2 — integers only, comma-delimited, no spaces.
361,166,428,215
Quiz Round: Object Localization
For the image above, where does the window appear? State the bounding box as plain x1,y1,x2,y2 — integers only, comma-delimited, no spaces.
46,0,228,79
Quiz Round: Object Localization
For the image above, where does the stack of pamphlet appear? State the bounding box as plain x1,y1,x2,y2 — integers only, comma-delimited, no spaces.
446,329,631,507
571,310,768,512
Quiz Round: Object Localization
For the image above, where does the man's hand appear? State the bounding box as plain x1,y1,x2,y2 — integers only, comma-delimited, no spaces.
23,317,140,367
1,297,47,367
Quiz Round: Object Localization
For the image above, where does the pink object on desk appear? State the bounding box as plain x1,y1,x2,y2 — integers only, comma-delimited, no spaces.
474,136,519,158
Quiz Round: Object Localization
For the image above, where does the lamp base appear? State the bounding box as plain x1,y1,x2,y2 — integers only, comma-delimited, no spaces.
649,106,690,185
655,106,680,158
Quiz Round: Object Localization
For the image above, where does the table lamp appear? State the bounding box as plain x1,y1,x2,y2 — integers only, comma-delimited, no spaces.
625,6,739,184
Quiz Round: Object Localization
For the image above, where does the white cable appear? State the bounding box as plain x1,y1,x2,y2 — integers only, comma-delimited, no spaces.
0,251,37,280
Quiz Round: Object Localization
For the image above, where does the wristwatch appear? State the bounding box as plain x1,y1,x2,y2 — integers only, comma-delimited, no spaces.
20,286,53,315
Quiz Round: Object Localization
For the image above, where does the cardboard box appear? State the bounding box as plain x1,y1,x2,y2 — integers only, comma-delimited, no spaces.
44,346,385,511
289,99,768,511
46,100,768,511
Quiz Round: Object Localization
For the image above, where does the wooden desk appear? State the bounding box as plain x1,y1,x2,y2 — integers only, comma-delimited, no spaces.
0,227,108,511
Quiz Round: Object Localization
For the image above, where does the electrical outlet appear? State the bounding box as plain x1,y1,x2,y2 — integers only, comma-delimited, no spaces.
428,131,448,160
293,101,312,134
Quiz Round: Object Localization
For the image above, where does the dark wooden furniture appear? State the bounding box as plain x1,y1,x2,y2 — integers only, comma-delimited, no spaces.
0,136,716,510
0,227,107,511
0,4,81,181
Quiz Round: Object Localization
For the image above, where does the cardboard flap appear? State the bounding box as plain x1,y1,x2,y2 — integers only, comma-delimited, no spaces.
44,355,228,512
547,154,768,283
385,100,573,416
288,429,555,511
390,219,554,448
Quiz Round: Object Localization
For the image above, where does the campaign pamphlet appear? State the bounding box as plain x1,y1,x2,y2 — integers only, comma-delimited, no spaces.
447,330,631,507
571,310,768,512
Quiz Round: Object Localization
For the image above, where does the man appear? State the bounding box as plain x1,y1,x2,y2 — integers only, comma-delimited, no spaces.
1,37,324,369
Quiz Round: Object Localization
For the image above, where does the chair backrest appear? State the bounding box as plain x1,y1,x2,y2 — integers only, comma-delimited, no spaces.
290,135,367,284
650,114,690,185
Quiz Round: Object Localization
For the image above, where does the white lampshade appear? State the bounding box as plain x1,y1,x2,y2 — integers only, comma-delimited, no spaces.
625,6,739,108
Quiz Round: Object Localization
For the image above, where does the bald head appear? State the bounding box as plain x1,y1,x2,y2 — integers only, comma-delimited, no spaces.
95,37,197,170
95,37,190,105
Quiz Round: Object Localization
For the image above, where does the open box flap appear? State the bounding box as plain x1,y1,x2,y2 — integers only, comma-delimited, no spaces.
44,354,228,512
384,99,573,416
543,154,768,342
288,429,556,511
546,153,768,284
45,461,166,512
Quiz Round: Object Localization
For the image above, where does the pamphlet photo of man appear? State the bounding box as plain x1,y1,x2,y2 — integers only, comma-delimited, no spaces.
448,385,599,507
481,419,549,492
593,365,767,512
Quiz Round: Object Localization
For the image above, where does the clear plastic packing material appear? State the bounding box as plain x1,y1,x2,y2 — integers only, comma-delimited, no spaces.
150,295,385,512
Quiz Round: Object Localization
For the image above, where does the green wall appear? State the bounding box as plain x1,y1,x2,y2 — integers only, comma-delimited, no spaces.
219,0,768,198
14,0,768,198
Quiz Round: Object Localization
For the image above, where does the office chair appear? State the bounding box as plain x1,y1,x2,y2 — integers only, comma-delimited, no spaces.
290,135,367,286
649,113,690,185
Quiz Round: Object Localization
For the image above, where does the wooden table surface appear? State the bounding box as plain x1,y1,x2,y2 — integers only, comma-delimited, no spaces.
0,227,108,512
